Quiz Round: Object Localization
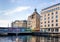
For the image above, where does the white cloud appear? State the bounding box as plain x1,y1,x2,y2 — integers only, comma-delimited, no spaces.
0,20,11,27
1,6,30,15
0,6,30,27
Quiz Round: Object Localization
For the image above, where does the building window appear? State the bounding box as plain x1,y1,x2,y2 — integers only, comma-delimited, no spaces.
44,18,46,20
44,21,46,23
41,22,42,24
48,21,50,23
48,17,50,20
44,15,46,17
48,14,50,16
32,16,33,19
52,24,54,26
52,16,54,19
41,25,42,27
48,24,50,27
56,20,58,22
52,20,54,22
56,15,58,18
51,29,54,32
32,15,35,19
44,25,46,27
52,12,54,15
48,28,50,31
56,23,58,26
55,28,58,32
56,11,58,14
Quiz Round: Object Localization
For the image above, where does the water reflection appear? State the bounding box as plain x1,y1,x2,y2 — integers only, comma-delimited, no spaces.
0,36,60,42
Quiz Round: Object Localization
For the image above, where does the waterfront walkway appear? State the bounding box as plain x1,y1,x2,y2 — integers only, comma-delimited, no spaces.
0,27,60,37
0,27,32,34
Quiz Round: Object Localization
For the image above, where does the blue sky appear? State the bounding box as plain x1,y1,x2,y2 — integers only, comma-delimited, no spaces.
0,0,59,27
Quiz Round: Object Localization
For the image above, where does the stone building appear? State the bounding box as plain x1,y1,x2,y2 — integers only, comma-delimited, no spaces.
27,9,40,31
11,20,27,28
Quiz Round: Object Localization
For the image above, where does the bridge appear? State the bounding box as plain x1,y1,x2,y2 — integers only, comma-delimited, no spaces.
0,27,32,35
0,27,60,37
0,27,60,34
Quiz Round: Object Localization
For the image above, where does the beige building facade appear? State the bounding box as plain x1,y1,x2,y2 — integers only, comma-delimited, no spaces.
11,20,27,28
40,3,60,32
27,9,40,31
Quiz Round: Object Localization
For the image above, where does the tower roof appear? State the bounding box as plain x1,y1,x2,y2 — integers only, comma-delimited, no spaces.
28,8,40,17
32,8,39,15
34,8,37,12
42,3,60,11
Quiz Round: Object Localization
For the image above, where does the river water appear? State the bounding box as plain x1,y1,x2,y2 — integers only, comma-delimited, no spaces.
0,35,60,42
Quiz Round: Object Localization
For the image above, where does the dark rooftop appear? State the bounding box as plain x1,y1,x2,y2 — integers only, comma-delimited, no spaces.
42,3,60,11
